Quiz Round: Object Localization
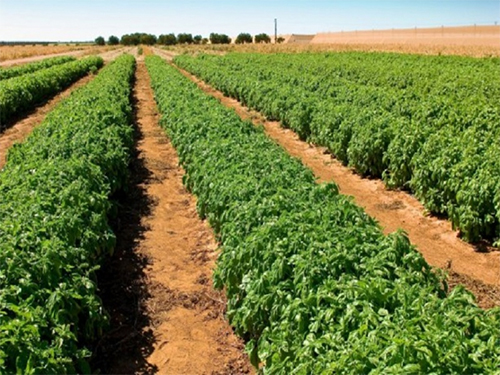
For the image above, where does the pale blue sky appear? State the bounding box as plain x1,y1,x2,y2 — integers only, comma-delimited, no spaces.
0,0,498,42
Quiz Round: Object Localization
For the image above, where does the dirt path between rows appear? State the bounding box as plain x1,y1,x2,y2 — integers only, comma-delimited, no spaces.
93,60,252,374
171,63,500,309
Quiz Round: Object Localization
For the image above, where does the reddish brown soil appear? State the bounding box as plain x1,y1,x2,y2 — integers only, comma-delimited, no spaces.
0,73,96,169
93,61,252,374
172,64,500,309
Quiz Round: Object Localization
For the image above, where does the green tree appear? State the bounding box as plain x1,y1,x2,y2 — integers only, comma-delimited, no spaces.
140,33,157,45
177,33,194,44
158,33,177,45
255,33,271,43
120,34,140,45
94,36,105,46
193,35,203,44
108,35,119,45
209,33,231,44
235,33,253,44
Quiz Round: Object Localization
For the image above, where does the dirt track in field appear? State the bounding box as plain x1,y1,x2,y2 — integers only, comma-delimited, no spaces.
93,59,252,374
172,63,500,309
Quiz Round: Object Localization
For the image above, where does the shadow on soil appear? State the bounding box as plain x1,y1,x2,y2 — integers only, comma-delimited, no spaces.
91,92,158,374
0,98,50,134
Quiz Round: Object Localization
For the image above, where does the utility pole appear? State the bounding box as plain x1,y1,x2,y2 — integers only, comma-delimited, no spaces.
275,18,278,43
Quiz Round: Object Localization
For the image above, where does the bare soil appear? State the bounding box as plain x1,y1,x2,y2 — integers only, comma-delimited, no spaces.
93,61,252,374
173,64,500,309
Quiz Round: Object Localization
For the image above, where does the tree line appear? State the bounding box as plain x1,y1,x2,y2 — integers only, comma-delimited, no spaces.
95,32,282,46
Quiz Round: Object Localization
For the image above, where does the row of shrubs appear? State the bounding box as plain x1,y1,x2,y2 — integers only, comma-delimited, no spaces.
0,54,135,374
146,54,500,374
0,56,102,126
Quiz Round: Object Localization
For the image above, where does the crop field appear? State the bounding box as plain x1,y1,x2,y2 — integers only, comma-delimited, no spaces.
175,52,500,245
0,56,103,126
0,44,499,374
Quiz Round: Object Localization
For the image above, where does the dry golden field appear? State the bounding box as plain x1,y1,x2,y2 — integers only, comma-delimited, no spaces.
169,25,500,57
311,25,500,57
0,44,116,63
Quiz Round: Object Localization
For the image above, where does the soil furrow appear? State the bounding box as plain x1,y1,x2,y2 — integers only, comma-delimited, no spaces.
94,60,252,374
170,62,500,309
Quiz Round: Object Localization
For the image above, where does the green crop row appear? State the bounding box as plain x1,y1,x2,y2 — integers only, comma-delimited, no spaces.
174,52,500,245
146,55,500,374
0,56,76,81
0,54,135,374
0,56,103,126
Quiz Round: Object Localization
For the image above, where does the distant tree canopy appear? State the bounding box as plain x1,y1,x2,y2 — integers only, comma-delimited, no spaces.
108,35,120,45
120,33,157,46
177,33,194,44
193,35,203,44
210,33,231,44
120,33,139,45
255,33,271,44
94,36,105,46
235,33,253,44
276,36,285,44
158,33,177,45
140,34,157,45
115,32,239,46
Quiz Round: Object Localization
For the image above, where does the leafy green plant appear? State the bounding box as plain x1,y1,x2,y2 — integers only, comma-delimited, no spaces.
174,52,500,244
0,56,76,81
146,55,500,374
0,56,103,126
0,54,135,374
